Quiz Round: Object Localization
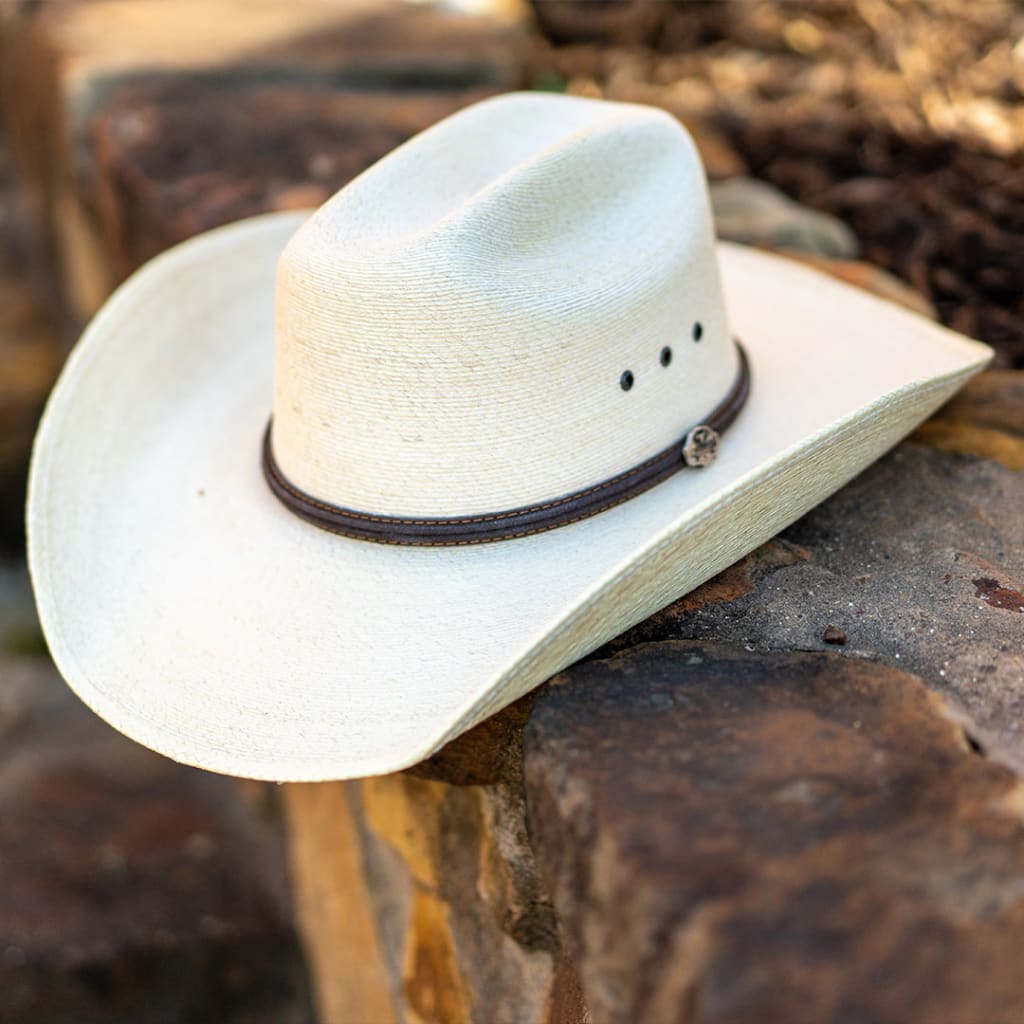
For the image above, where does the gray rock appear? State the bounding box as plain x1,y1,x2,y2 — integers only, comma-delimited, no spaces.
605,445,1024,773
710,176,860,258
525,641,1024,1024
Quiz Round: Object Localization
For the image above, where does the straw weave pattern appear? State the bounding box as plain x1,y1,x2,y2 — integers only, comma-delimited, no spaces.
271,93,737,517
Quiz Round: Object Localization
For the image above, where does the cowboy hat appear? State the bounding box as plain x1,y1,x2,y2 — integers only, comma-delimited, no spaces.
28,92,990,781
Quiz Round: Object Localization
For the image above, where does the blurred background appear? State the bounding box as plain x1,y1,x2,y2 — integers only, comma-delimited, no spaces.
0,1,1020,1021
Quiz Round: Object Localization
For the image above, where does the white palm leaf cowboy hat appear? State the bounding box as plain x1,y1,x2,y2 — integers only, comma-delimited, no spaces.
28,93,990,781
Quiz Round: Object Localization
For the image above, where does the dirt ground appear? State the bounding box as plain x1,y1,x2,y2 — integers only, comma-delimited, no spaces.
527,0,1023,366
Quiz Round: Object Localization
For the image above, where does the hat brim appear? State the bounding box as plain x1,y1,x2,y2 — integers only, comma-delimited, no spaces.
28,211,990,781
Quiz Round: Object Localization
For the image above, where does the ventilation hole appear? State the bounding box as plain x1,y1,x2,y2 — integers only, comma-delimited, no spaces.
660,346,672,367
620,370,634,391
693,322,704,341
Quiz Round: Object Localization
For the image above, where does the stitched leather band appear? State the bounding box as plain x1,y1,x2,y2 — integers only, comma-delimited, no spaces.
263,341,750,546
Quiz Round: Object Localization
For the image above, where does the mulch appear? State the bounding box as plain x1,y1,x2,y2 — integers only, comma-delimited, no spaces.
526,0,1023,367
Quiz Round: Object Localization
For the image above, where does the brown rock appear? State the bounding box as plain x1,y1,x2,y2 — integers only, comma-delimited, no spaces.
529,0,671,47
0,138,62,548
1,0,524,174
284,445,1024,1023
1,762,311,1024
410,691,536,787
525,641,1024,1024
935,369,1024,439
360,775,560,1023
605,445,1024,775
283,783,398,1024
0,281,61,546
911,419,1024,470
90,81,494,278
542,959,591,1024
1,0,526,321
0,567,313,1024
284,770,566,1024
822,624,847,645
403,887,472,1024
912,368,1024,470
972,575,1024,614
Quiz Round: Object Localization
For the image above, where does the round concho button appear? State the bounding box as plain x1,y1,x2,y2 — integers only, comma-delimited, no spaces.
681,424,720,467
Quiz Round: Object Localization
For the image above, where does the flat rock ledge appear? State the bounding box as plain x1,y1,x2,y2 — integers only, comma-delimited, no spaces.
602,444,1024,776
526,642,1024,1024
288,635,1024,1024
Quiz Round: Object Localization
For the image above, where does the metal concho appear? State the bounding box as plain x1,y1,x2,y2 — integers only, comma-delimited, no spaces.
681,424,720,468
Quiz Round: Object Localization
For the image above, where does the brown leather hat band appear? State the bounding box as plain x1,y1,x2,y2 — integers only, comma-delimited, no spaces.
262,341,750,546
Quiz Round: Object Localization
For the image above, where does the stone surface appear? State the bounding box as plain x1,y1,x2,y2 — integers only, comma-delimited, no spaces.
409,692,536,788
710,176,860,258
911,419,1024,470
0,139,62,548
603,445,1024,773
284,770,581,1024
0,0,526,320
1,0,524,169
0,566,315,1024
288,433,1024,1023
90,81,493,278
934,369,1024,439
912,368,1024,470
284,783,398,1024
528,0,677,48
525,641,1024,1024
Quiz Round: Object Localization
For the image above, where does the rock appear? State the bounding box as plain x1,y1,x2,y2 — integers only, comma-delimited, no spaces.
710,176,860,258
281,442,1024,1022
604,445,1024,774
283,783,399,1024
528,0,738,51
282,431,1024,1022
911,419,1024,470
90,81,493,278
822,624,847,644
0,137,62,549
0,565,315,1024
285,771,576,1024
356,774,565,1023
0,0,527,322
0,282,61,548
912,369,1024,470
409,692,536,787
525,641,1024,1024
934,369,1024,439
528,0,672,47
1,0,524,163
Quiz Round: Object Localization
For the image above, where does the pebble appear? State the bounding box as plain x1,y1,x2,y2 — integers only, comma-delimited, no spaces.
710,175,860,258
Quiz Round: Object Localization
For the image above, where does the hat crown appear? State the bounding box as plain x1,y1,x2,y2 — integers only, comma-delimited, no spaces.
271,92,736,517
